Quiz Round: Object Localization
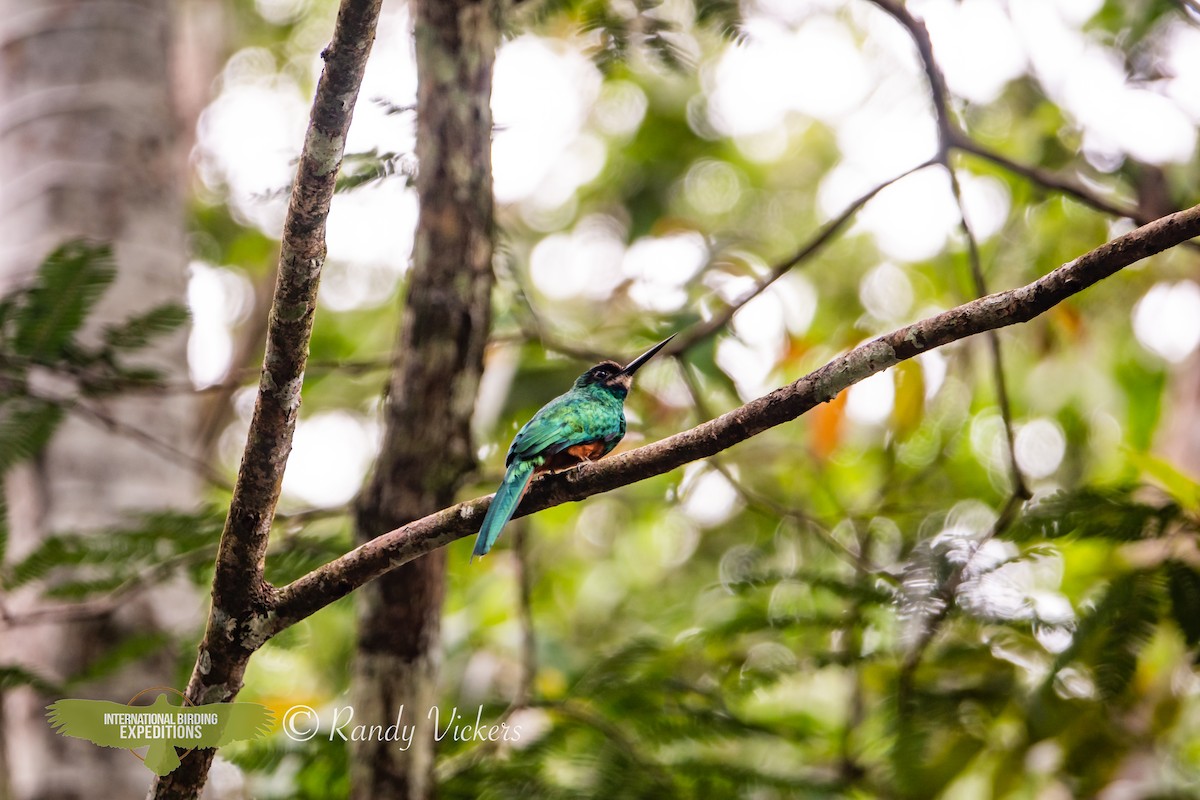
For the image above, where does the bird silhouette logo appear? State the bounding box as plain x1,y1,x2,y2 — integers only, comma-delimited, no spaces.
46,688,274,776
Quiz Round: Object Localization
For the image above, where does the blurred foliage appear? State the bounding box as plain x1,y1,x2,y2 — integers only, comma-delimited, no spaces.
0,242,190,545
7,0,1200,798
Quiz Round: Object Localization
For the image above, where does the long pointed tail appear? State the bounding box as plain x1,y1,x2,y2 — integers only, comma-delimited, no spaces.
472,460,535,560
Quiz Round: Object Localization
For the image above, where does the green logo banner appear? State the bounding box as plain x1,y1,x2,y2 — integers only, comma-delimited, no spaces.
46,689,274,776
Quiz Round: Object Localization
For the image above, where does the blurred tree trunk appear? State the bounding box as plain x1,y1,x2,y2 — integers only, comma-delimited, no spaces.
0,1,201,798
349,1,498,798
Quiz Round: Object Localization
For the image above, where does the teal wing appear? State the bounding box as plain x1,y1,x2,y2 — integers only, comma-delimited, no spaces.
46,699,151,748
507,393,623,465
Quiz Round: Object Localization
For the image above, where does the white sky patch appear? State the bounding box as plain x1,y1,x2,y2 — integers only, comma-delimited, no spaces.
831,81,936,182
592,80,648,138
918,350,947,399
492,37,601,203
1133,281,1200,363
623,231,708,312
529,215,627,301
959,172,1012,240
846,369,895,425
918,0,1027,103
683,159,745,216
538,133,608,210
345,9,418,154
679,463,742,528
1162,23,1200,122
731,290,788,355
847,168,960,262
1009,0,1195,167
321,183,417,310
195,51,309,233
1015,418,1067,479
706,15,870,137
716,337,776,401
776,275,819,336
720,273,817,345
282,411,381,507
860,262,913,323
187,262,253,388
196,8,419,244
255,0,308,25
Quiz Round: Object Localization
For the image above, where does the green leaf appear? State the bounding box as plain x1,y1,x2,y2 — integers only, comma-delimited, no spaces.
335,149,417,193
0,664,62,694
1044,571,1162,701
102,303,189,351
1127,451,1200,512
1166,560,1200,652
66,631,172,689
1009,486,1177,543
13,242,116,359
0,399,63,473
695,0,744,41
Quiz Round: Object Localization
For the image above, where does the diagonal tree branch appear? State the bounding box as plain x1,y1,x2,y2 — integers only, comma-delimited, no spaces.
264,202,1200,637
148,0,383,797
949,132,1147,223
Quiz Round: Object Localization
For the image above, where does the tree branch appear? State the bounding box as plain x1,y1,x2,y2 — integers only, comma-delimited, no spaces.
148,0,382,797
265,202,1200,637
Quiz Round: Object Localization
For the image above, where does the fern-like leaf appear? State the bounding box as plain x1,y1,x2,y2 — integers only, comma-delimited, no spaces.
1166,560,1200,655
102,303,188,351
0,399,63,474
12,242,116,360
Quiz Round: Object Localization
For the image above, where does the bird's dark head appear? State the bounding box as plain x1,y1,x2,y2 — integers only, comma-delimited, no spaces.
573,334,676,396
575,360,630,394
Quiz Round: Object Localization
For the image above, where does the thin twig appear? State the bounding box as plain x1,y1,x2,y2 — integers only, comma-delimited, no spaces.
947,167,1029,498
866,0,1029,498
669,158,940,356
513,520,538,706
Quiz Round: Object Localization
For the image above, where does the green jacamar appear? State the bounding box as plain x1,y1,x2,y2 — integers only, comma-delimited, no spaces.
472,334,675,559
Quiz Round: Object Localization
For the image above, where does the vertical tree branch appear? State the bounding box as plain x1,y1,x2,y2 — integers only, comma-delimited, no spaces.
148,1,382,797
866,0,1029,497
349,1,498,797
513,520,538,707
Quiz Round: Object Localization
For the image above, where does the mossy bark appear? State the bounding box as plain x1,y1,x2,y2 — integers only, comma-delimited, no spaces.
350,2,499,797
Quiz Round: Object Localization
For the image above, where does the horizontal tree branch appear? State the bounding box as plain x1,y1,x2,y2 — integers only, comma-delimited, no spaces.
264,201,1200,637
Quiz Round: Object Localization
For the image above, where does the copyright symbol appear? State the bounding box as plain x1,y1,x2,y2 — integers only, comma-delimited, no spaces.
282,705,320,742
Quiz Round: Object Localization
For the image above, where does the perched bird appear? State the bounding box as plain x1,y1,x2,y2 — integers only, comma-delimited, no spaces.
473,334,675,559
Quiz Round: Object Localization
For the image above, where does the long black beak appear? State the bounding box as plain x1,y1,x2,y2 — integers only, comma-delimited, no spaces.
620,334,676,376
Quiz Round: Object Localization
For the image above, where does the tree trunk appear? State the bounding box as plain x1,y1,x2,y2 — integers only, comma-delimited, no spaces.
0,1,199,798
350,1,498,797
